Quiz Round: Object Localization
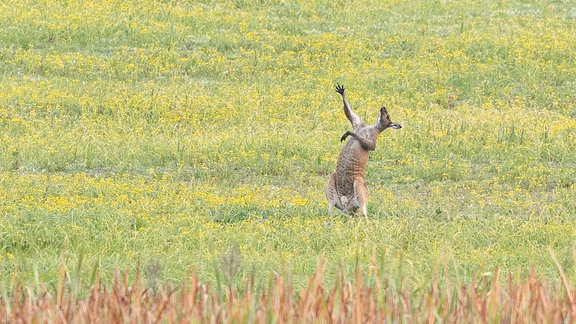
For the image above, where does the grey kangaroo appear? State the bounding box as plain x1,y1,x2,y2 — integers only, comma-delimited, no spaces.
325,84,401,217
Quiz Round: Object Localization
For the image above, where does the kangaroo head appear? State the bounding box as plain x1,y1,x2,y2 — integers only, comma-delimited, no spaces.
376,107,402,131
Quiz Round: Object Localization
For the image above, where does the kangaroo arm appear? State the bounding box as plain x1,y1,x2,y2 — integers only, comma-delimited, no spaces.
341,131,376,151
335,84,362,129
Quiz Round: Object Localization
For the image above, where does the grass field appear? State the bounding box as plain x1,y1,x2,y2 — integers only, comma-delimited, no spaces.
1,0,576,311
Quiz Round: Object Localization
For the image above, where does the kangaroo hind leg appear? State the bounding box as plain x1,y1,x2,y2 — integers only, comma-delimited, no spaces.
325,173,338,215
353,177,368,218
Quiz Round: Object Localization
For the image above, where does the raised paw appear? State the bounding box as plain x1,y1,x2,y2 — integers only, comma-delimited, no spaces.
340,130,351,142
335,84,345,95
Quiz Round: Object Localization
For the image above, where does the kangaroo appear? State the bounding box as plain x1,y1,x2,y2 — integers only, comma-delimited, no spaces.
325,84,401,217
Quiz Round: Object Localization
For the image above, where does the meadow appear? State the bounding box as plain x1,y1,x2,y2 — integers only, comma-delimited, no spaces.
1,0,576,318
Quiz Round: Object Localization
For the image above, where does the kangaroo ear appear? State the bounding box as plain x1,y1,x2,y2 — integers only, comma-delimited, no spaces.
377,107,387,124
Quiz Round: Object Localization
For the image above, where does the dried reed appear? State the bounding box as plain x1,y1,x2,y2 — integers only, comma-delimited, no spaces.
1,258,574,323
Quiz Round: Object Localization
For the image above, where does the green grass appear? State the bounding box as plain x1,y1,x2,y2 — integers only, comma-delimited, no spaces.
1,0,575,293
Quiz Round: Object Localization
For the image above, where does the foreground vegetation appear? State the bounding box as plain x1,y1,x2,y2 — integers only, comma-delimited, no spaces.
3,255,576,323
1,0,575,318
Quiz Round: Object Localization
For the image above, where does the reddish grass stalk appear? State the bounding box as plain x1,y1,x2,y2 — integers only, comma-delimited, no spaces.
2,260,576,323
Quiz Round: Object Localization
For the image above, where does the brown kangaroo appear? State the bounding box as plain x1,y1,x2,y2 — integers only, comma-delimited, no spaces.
325,84,401,217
